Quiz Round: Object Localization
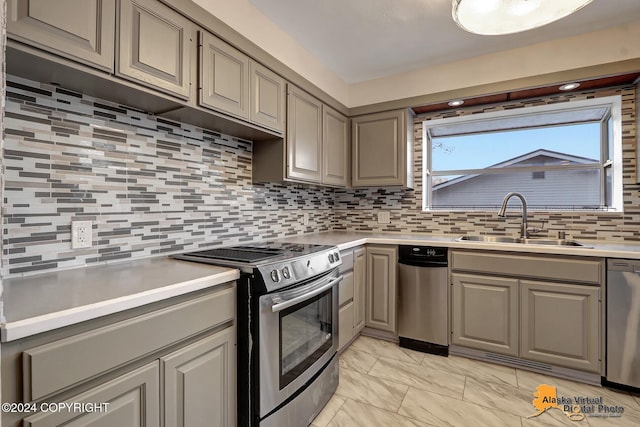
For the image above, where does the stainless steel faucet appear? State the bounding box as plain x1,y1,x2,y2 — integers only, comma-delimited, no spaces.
498,192,528,239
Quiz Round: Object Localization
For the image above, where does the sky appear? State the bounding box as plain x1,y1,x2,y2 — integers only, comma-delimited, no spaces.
431,123,602,171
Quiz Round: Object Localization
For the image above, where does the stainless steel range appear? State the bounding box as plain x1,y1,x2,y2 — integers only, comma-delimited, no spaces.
174,242,342,427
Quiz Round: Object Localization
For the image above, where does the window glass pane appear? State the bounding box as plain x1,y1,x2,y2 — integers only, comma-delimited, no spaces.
607,116,613,161
430,169,602,210
432,123,601,171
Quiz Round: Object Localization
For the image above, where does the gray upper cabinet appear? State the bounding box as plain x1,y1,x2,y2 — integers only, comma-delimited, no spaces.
352,109,414,188
287,85,323,183
118,0,192,99
250,60,286,132
253,84,349,187
199,30,250,119
7,0,116,72
322,105,350,187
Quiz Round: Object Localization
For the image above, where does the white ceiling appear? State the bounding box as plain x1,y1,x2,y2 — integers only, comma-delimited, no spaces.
248,0,640,84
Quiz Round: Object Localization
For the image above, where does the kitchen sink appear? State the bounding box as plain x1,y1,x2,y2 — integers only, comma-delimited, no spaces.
457,235,592,248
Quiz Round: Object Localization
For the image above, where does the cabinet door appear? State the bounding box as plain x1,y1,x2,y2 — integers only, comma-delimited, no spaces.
250,60,285,132
339,301,355,351
23,362,160,427
200,31,250,119
365,245,398,333
520,280,600,373
287,85,323,183
118,0,192,99
451,273,519,356
7,0,116,71
322,105,349,187
353,247,366,333
339,270,355,306
162,328,236,427
352,110,410,187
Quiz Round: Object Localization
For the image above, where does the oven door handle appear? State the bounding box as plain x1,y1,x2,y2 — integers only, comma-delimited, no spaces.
271,276,342,313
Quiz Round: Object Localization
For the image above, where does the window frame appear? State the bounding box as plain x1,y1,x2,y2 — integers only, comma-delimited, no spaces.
422,95,623,212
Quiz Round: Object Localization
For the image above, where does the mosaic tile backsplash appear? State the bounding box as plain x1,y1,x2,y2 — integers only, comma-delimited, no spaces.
335,85,640,242
2,75,334,276
2,76,639,277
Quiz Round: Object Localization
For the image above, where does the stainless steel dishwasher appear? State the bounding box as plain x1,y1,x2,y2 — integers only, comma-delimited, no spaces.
606,259,640,390
397,246,449,356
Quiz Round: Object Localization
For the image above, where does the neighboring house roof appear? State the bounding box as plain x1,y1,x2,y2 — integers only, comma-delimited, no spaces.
432,149,598,190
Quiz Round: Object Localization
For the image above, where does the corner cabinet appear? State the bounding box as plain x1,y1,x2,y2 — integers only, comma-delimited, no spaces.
118,0,193,99
352,109,414,188
253,84,350,187
365,245,398,333
7,0,116,72
250,61,286,133
450,250,603,374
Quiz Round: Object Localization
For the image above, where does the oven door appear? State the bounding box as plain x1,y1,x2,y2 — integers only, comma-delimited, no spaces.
258,269,341,418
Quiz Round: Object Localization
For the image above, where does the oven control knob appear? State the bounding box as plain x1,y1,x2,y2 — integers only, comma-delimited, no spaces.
328,253,335,263
334,252,340,261
281,267,291,279
270,269,281,282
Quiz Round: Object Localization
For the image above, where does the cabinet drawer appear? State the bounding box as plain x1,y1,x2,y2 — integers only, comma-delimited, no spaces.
451,251,603,285
23,285,234,401
339,249,354,273
339,271,354,306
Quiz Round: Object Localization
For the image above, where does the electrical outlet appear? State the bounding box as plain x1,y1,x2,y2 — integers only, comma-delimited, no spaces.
377,211,390,224
71,220,93,249
302,212,310,226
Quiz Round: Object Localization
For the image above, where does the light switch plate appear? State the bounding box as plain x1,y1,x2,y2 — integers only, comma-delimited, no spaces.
71,220,93,249
302,212,310,226
377,211,390,224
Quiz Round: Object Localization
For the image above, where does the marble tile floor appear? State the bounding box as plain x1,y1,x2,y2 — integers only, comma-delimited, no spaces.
311,336,640,427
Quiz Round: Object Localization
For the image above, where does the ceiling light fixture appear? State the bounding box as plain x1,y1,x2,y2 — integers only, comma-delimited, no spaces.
452,0,594,35
448,99,465,107
559,82,581,91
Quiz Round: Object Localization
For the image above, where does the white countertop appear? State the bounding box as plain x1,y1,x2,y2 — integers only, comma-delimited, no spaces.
0,257,239,342
4,231,640,343
274,231,640,259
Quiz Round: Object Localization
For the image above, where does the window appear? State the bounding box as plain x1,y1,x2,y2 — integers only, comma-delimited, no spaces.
422,96,623,211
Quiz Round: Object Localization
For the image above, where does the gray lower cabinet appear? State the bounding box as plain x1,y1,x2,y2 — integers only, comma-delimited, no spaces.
23,362,161,427
338,247,366,351
520,280,600,372
7,0,116,72
1,286,236,427
450,250,603,374
351,109,414,188
353,247,366,333
118,0,192,99
365,245,398,333
163,328,236,427
451,273,519,356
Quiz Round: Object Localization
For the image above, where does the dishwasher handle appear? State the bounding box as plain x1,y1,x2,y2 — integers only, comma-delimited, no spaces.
398,260,448,268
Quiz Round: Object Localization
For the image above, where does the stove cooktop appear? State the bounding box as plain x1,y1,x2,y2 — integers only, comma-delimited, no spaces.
174,242,335,265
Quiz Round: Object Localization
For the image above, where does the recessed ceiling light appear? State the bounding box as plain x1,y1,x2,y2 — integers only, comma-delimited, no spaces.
448,100,465,107
559,82,581,91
